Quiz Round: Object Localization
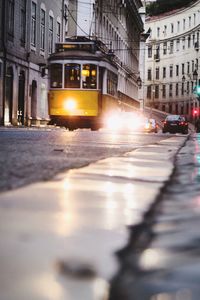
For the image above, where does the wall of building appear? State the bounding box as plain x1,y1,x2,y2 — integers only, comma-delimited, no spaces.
0,0,65,126
145,0,200,120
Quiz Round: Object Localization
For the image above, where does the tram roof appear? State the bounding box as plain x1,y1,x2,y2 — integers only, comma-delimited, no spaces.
48,50,117,66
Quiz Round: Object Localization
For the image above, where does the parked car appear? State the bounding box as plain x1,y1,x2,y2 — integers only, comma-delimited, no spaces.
144,118,158,133
162,115,188,134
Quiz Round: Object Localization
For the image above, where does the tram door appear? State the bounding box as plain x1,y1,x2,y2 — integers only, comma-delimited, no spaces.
18,71,25,125
5,67,13,124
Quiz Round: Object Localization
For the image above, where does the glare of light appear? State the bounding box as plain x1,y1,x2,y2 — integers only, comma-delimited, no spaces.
104,181,116,195
31,273,65,300
139,249,161,269
151,293,172,300
145,122,150,129
63,178,71,190
53,178,77,236
151,289,192,300
103,111,146,131
64,99,77,111
104,114,122,131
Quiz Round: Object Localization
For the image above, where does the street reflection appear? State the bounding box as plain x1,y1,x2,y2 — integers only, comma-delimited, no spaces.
139,248,162,269
33,273,64,300
151,288,192,300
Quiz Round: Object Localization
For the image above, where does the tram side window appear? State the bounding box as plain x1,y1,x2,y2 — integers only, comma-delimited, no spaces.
65,64,80,88
107,71,117,96
50,64,62,88
82,64,97,89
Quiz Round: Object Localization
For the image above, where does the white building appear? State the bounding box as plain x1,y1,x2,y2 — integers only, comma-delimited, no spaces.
144,0,200,120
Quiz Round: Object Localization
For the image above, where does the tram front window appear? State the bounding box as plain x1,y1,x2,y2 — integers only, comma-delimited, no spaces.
82,64,97,89
50,64,62,88
65,64,80,88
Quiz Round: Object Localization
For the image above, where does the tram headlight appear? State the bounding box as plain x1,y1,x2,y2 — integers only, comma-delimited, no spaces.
64,99,77,111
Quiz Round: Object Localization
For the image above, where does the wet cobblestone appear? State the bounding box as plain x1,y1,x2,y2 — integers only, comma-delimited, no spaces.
109,133,200,300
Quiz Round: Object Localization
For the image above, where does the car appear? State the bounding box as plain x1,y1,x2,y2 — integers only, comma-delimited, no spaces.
162,115,188,134
144,118,158,133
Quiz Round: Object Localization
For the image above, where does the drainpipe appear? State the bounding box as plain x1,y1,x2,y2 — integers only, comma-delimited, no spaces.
1,0,6,125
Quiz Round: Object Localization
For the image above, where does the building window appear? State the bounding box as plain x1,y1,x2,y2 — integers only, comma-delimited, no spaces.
148,46,152,58
177,21,180,32
163,42,167,55
176,65,179,76
147,85,151,99
169,84,173,97
56,22,61,42
162,85,166,98
194,13,196,26
40,9,45,51
193,34,195,46
192,60,195,72
20,0,26,46
155,85,159,98
182,37,185,50
189,16,191,27
188,35,191,48
163,25,167,36
107,71,117,96
169,65,173,78
157,27,160,38
171,23,174,33
187,81,190,94
155,45,160,60
31,1,36,47
155,67,159,80
48,15,53,54
176,39,180,51
176,83,179,96
182,63,185,75
183,18,186,30
196,59,198,70
181,82,184,95
169,41,173,54
8,0,14,39
147,69,152,80
163,67,166,78
187,62,190,74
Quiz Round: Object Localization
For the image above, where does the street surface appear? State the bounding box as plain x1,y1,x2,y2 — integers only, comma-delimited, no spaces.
1,127,166,192
0,126,189,300
109,133,200,300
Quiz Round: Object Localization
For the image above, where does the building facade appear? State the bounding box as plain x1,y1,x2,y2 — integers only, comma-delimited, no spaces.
0,0,68,126
144,0,200,120
0,0,144,126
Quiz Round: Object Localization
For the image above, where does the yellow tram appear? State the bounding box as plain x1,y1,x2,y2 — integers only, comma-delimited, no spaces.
48,37,136,130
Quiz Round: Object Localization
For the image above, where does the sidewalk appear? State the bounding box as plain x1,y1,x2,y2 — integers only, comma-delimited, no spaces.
109,133,200,300
0,135,187,300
